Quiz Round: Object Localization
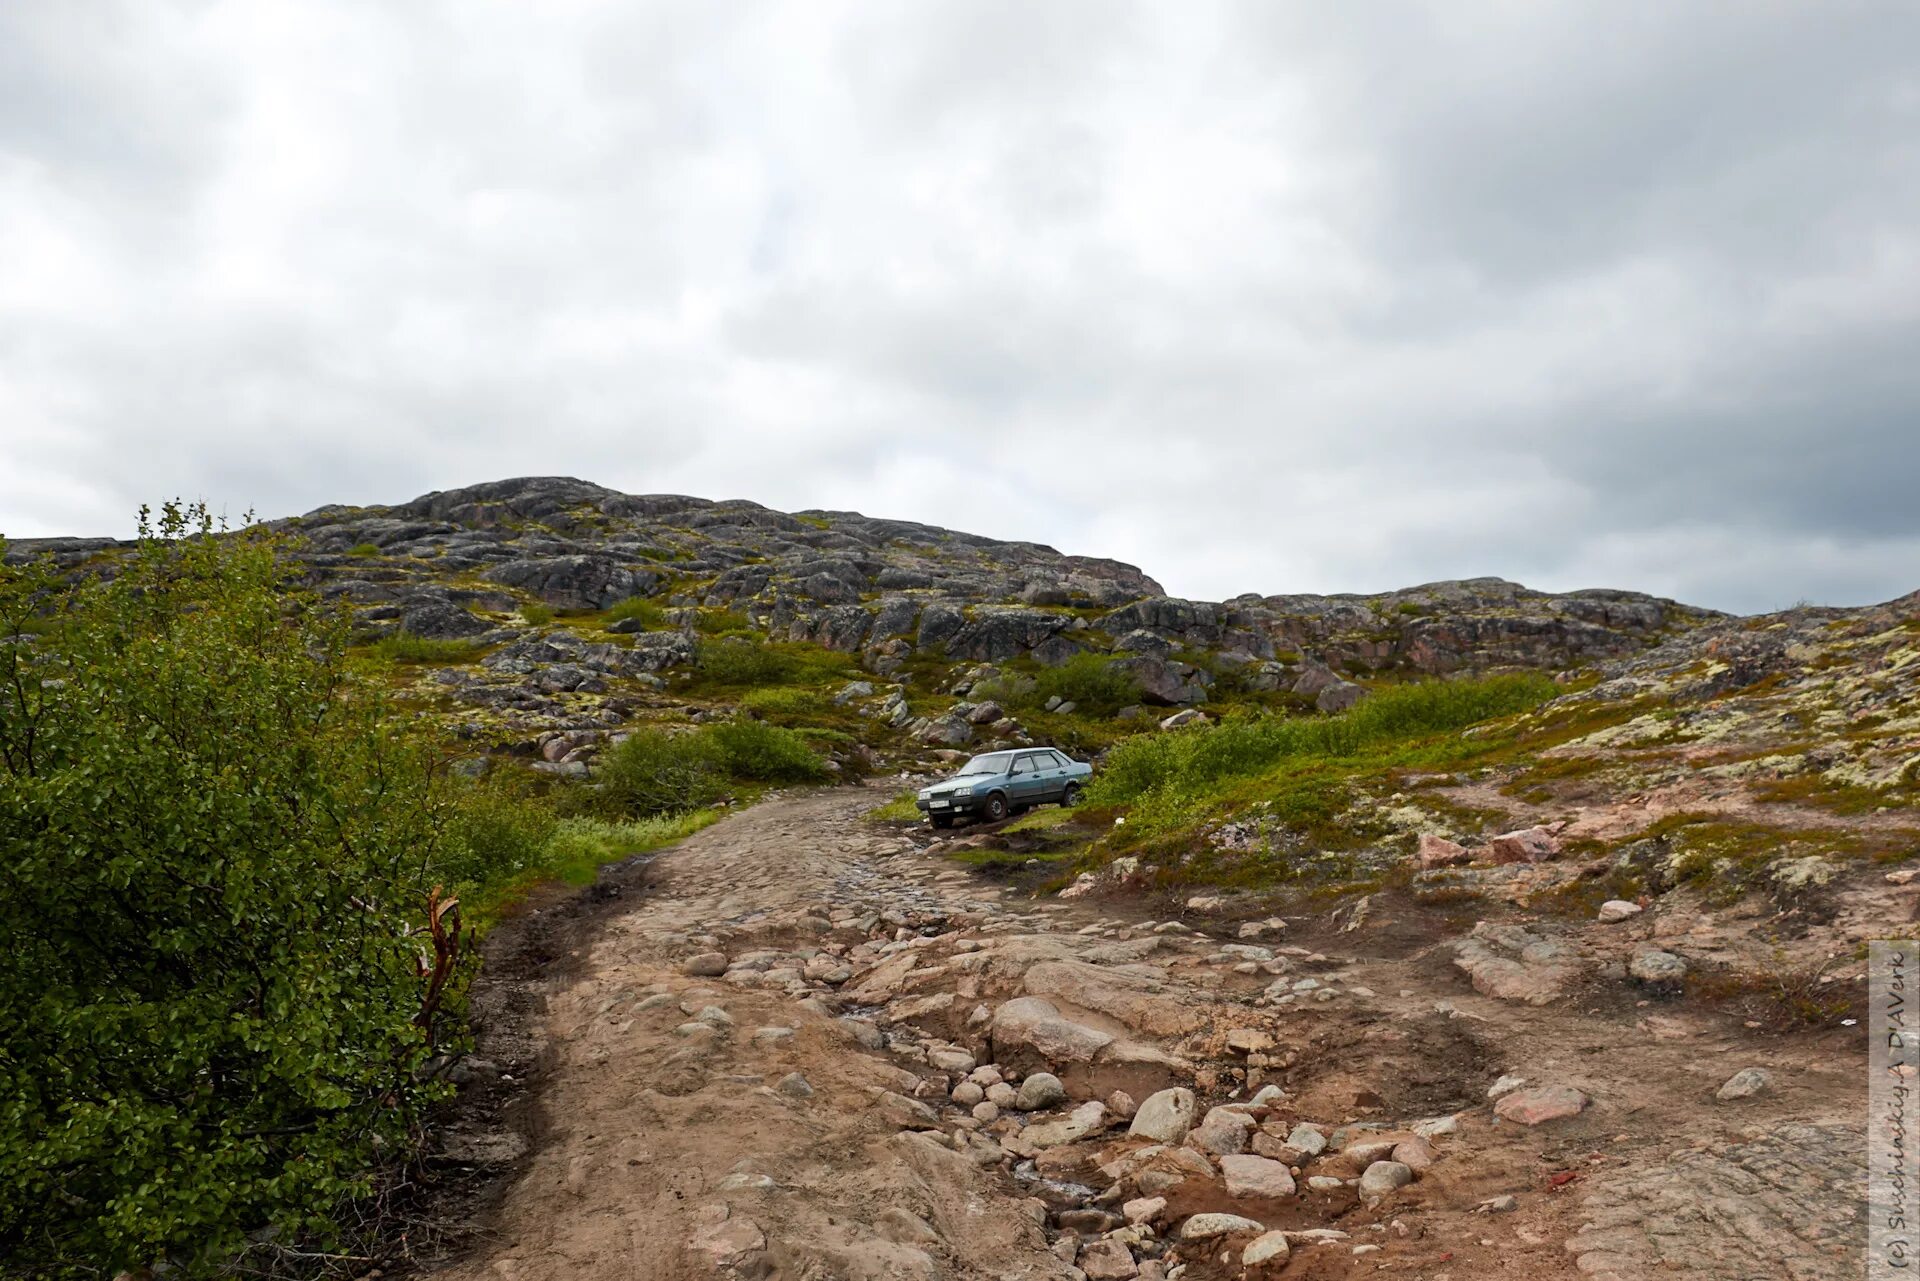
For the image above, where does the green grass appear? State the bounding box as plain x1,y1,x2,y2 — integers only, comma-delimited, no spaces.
1088,673,1557,806
347,542,381,558
868,790,923,823
605,596,669,629
1083,674,1559,881
520,602,555,626
738,687,829,720
693,635,860,688
469,811,722,926
694,608,754,635
371,632,488,663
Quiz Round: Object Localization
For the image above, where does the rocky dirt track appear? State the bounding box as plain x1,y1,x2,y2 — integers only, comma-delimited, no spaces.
429,787,1871,1281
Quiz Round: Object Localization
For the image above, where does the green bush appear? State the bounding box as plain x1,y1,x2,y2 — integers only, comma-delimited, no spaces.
694,607,754,635
0,505,472,1276
371,631,486,663
596,727,728,817
1035,653,1143,716
605,596,666,629
521,601,555,626
438,779,559,891
347,541,381,557
698,635,794,684
706,720,828,782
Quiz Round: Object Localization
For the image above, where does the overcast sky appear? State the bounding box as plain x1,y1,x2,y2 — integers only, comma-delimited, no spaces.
3,3,1916,613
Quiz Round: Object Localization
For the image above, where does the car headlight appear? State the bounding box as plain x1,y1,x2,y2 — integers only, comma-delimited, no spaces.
954,786,973,797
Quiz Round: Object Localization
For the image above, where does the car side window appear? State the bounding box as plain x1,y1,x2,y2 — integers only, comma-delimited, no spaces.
1009,756,1032,776
1046,751,1069,769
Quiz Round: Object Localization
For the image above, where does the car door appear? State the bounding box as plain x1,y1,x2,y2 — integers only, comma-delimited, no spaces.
1007,753,1046,805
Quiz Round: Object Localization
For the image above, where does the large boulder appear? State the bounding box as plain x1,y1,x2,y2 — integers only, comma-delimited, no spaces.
484,555,658,610
989,997,1115,1071
1109,656,1210,706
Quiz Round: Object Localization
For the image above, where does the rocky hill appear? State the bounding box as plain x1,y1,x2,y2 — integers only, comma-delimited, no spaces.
6,476,1732,773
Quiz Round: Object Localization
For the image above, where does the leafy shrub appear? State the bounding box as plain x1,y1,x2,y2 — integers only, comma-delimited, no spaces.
347,541,381,557
605,596,666,629
1035,653,1143,716
694,607,754,635
372,631,486,663
698,635,794,684
0,506,471,1276
706,720,828,782
438,779,559,891
521,601,555,626
595,727,727,816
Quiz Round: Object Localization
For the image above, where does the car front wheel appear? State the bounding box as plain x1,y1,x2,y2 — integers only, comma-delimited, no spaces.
1061,783,1082,808
982,792,1009,822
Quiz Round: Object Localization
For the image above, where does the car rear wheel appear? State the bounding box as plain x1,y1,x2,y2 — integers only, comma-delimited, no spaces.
983,792,1009,822
1061,783,1082,808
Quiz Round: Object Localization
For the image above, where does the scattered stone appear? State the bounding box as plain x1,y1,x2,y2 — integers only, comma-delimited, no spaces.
952,1081,985,1106
1391,1136,1437,1171
691,1214,765,1266
1476,1194,1519,1213
1130,1088,1198,1143
1597,900,1643,923
1286,1123,1328,1156
1359,1161,1414,1199
683,952,729,977
1306,1176,1345,1191
972,1101,999,1123
1016,1100,1106,1149
1178,1213,1266,1241
1187,1107,1258,1155
1221,1154,1297,1199
1123,1196,1168,1225
1418,834,1471,868
1078,1239,1139,1280
1493,1084,1588,1126
1485,825,1560,864
1716,1067,1772,1101
1014,1072,1068,1111
879,1091,940,1130
776,1071,813,1099
1630,949,1688,983
1242,1230,1291,1268
1106,1090,1138,1119
1487,1074,1527,1100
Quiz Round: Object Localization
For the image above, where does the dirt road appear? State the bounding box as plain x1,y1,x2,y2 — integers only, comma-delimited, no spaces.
428,786,1868,1281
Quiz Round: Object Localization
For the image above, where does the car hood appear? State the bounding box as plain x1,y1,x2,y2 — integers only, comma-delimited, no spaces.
918,775,986,797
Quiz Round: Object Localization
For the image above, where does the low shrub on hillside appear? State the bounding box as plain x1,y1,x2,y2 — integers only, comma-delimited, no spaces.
738,686,829,720
372,630,486,663
695,634,859,688
605,596,667,629
708,719,830,782
1035,653,1143,716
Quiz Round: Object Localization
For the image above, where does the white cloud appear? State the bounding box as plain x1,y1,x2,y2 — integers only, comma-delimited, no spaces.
2,0,1916,614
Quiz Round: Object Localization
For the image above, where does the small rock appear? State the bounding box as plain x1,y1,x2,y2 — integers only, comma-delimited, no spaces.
683,952,729,977
1358,1161,1414,1200
875,1207,941,1246
1493,1084,1588,1126
1106,1090,1138,1119
1417,834,1472,868
1476,1194,1519,1213
1306,1176,1345,1191
1486,1074,1527,1100
986,1082,1017,1107
952,1081,985,1106
1597,900,1643,923
1630,949,1688,983
1123,1196,1168,1225
1220,1154,1297,1199
1078,1239,1139,1280
1178,1213,1266,1241
1285,1123,1327,1156
776,1071,813,1099
972,1101,1000,1122
1187,1107,1258,1155
1716,1067,1772,1101
1130,1088,1198,1144
1391,1135,1437,1171
1243,1230,1292,1268
1014,1072,1067,1111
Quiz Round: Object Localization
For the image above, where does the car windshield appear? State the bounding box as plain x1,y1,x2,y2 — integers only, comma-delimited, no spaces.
954,752,1014,776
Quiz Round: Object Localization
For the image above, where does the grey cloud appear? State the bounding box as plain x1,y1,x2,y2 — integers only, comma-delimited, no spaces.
1,0,1916,615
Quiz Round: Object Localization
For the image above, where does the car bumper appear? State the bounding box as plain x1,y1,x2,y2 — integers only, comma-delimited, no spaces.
916,794,982,816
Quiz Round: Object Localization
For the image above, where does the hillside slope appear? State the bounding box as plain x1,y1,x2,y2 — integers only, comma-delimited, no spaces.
2,476,1725,775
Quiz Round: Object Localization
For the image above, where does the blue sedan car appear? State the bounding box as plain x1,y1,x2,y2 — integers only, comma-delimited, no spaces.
915,747,1093,829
